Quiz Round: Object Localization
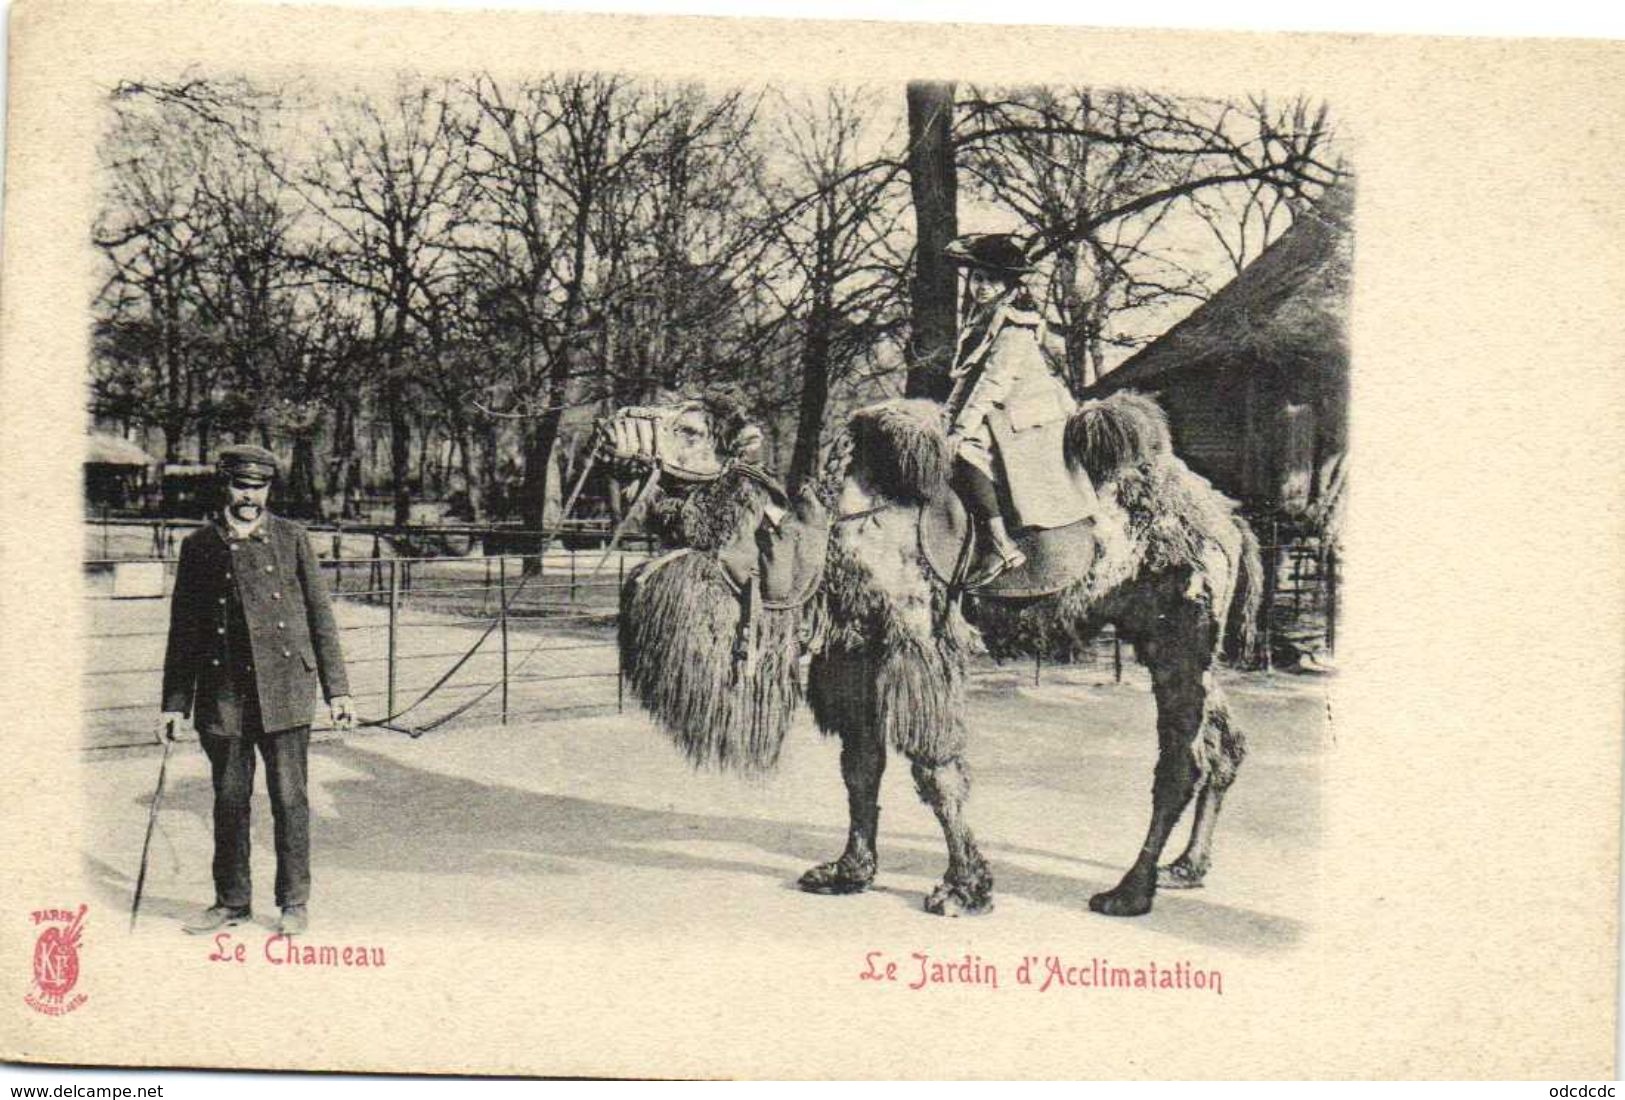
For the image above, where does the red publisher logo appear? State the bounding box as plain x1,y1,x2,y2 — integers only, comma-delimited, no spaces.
26,904,88,1016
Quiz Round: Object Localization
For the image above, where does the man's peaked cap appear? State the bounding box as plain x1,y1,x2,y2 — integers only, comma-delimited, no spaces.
216,443,279,484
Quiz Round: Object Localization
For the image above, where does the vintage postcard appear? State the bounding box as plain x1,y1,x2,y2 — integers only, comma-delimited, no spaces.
1,0,1621,1081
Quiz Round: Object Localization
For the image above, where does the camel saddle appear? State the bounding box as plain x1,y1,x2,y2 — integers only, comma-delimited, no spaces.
920,490,1098,599
711,465,830,610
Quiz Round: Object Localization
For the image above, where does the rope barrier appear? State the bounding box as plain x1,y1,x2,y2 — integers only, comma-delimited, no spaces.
362,463,661,739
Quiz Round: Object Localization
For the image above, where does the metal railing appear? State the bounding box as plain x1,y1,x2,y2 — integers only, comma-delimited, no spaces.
83,520,1331,752
83,543,651,752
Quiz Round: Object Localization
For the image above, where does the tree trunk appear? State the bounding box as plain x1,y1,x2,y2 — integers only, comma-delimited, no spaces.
905,81,958,401
516,179,592,572
789,318,831,495
386,300,413,527
453,420,480,521
480,418,501,519
329,393,364,520
416,418,433,500
790,221,836,493
1057,247,1088,395
288,432,322,521
518,408,563,575
387,383,411,526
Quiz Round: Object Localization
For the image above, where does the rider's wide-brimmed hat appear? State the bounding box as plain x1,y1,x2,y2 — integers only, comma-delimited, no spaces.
944,232,1035,276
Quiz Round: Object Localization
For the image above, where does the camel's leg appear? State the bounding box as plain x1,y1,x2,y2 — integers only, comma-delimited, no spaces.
1158,786,1221,889
1159,685,1247,890
911,754,993,917
1091,643,1211,918
798,723,886,895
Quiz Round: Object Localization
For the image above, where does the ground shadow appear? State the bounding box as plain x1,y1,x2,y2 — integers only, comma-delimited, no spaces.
95,739,1303,952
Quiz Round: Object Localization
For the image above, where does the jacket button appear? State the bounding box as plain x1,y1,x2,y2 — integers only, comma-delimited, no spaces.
224,572,232,580
210,659,220,667
216,627,225,635
218,597,226,605
265,565,274,573
229,544,240,552
283,649,291,658
277,620,285,629
272,592,282,600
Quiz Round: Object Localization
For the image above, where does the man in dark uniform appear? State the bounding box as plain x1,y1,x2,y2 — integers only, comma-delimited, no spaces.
158,444,354,935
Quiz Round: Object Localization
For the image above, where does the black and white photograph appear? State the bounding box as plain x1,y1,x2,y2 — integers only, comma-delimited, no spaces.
1,0,1621,1083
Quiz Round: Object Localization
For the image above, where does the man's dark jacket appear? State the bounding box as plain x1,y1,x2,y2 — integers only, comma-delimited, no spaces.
161,513,350,736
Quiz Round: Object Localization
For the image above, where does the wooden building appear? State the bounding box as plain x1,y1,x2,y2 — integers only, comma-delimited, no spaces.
1087,185,1352,520
84,431,159,512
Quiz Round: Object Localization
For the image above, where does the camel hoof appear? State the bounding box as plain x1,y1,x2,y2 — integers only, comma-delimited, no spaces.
798,857,875,896
923,880,993,918
1089,884,1154,917
1157,857,1208,890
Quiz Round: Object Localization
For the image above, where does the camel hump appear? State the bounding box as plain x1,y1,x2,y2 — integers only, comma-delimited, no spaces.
846,400,952,502
1064,390,1172,485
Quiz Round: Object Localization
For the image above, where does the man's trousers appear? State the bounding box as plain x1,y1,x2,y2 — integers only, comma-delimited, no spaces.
199,723,311,910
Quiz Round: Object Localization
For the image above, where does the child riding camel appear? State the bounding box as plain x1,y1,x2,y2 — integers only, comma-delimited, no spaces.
943,232,1081,585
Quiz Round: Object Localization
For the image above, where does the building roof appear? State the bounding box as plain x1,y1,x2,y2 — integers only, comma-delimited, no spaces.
1090,182,1353,395
85,431,159,467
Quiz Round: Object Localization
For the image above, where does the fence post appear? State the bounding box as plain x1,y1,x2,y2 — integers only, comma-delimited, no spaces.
1113,631,1123,684
386,558,399,720
102,506,110,560
1261,518,1278,672
569,549,577,605
500,556,510,725
1033,651,1041,686
617,554,625,713
1325,547,1339,655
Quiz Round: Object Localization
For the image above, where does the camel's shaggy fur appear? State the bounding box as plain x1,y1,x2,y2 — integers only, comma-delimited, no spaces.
620,469,806,773
1064,390,1172,484
612,386,1264,918
655,466,768,552
620,548,804,772
810,535,971,762
845,399,953,503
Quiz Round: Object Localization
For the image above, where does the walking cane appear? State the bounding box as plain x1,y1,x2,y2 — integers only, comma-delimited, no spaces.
130,734,175,932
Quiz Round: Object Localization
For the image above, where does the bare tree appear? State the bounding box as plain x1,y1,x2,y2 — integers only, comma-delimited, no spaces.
460,75,768,549
752,87,910,491
904,81,958,401
956,87,1341,386
94,85,218,467
301,77,473,526
460,73,642,545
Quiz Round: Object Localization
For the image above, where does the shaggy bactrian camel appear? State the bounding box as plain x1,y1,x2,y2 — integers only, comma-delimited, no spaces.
607,388,1260,917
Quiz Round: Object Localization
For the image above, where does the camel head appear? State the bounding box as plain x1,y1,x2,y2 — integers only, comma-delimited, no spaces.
597,390,765,483
608,388,811,776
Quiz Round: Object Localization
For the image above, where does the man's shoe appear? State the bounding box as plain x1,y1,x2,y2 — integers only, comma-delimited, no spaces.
182,904,250,935
278,905,308,935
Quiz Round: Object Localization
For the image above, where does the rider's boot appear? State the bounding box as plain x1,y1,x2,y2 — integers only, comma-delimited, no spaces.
966,515,1026,587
